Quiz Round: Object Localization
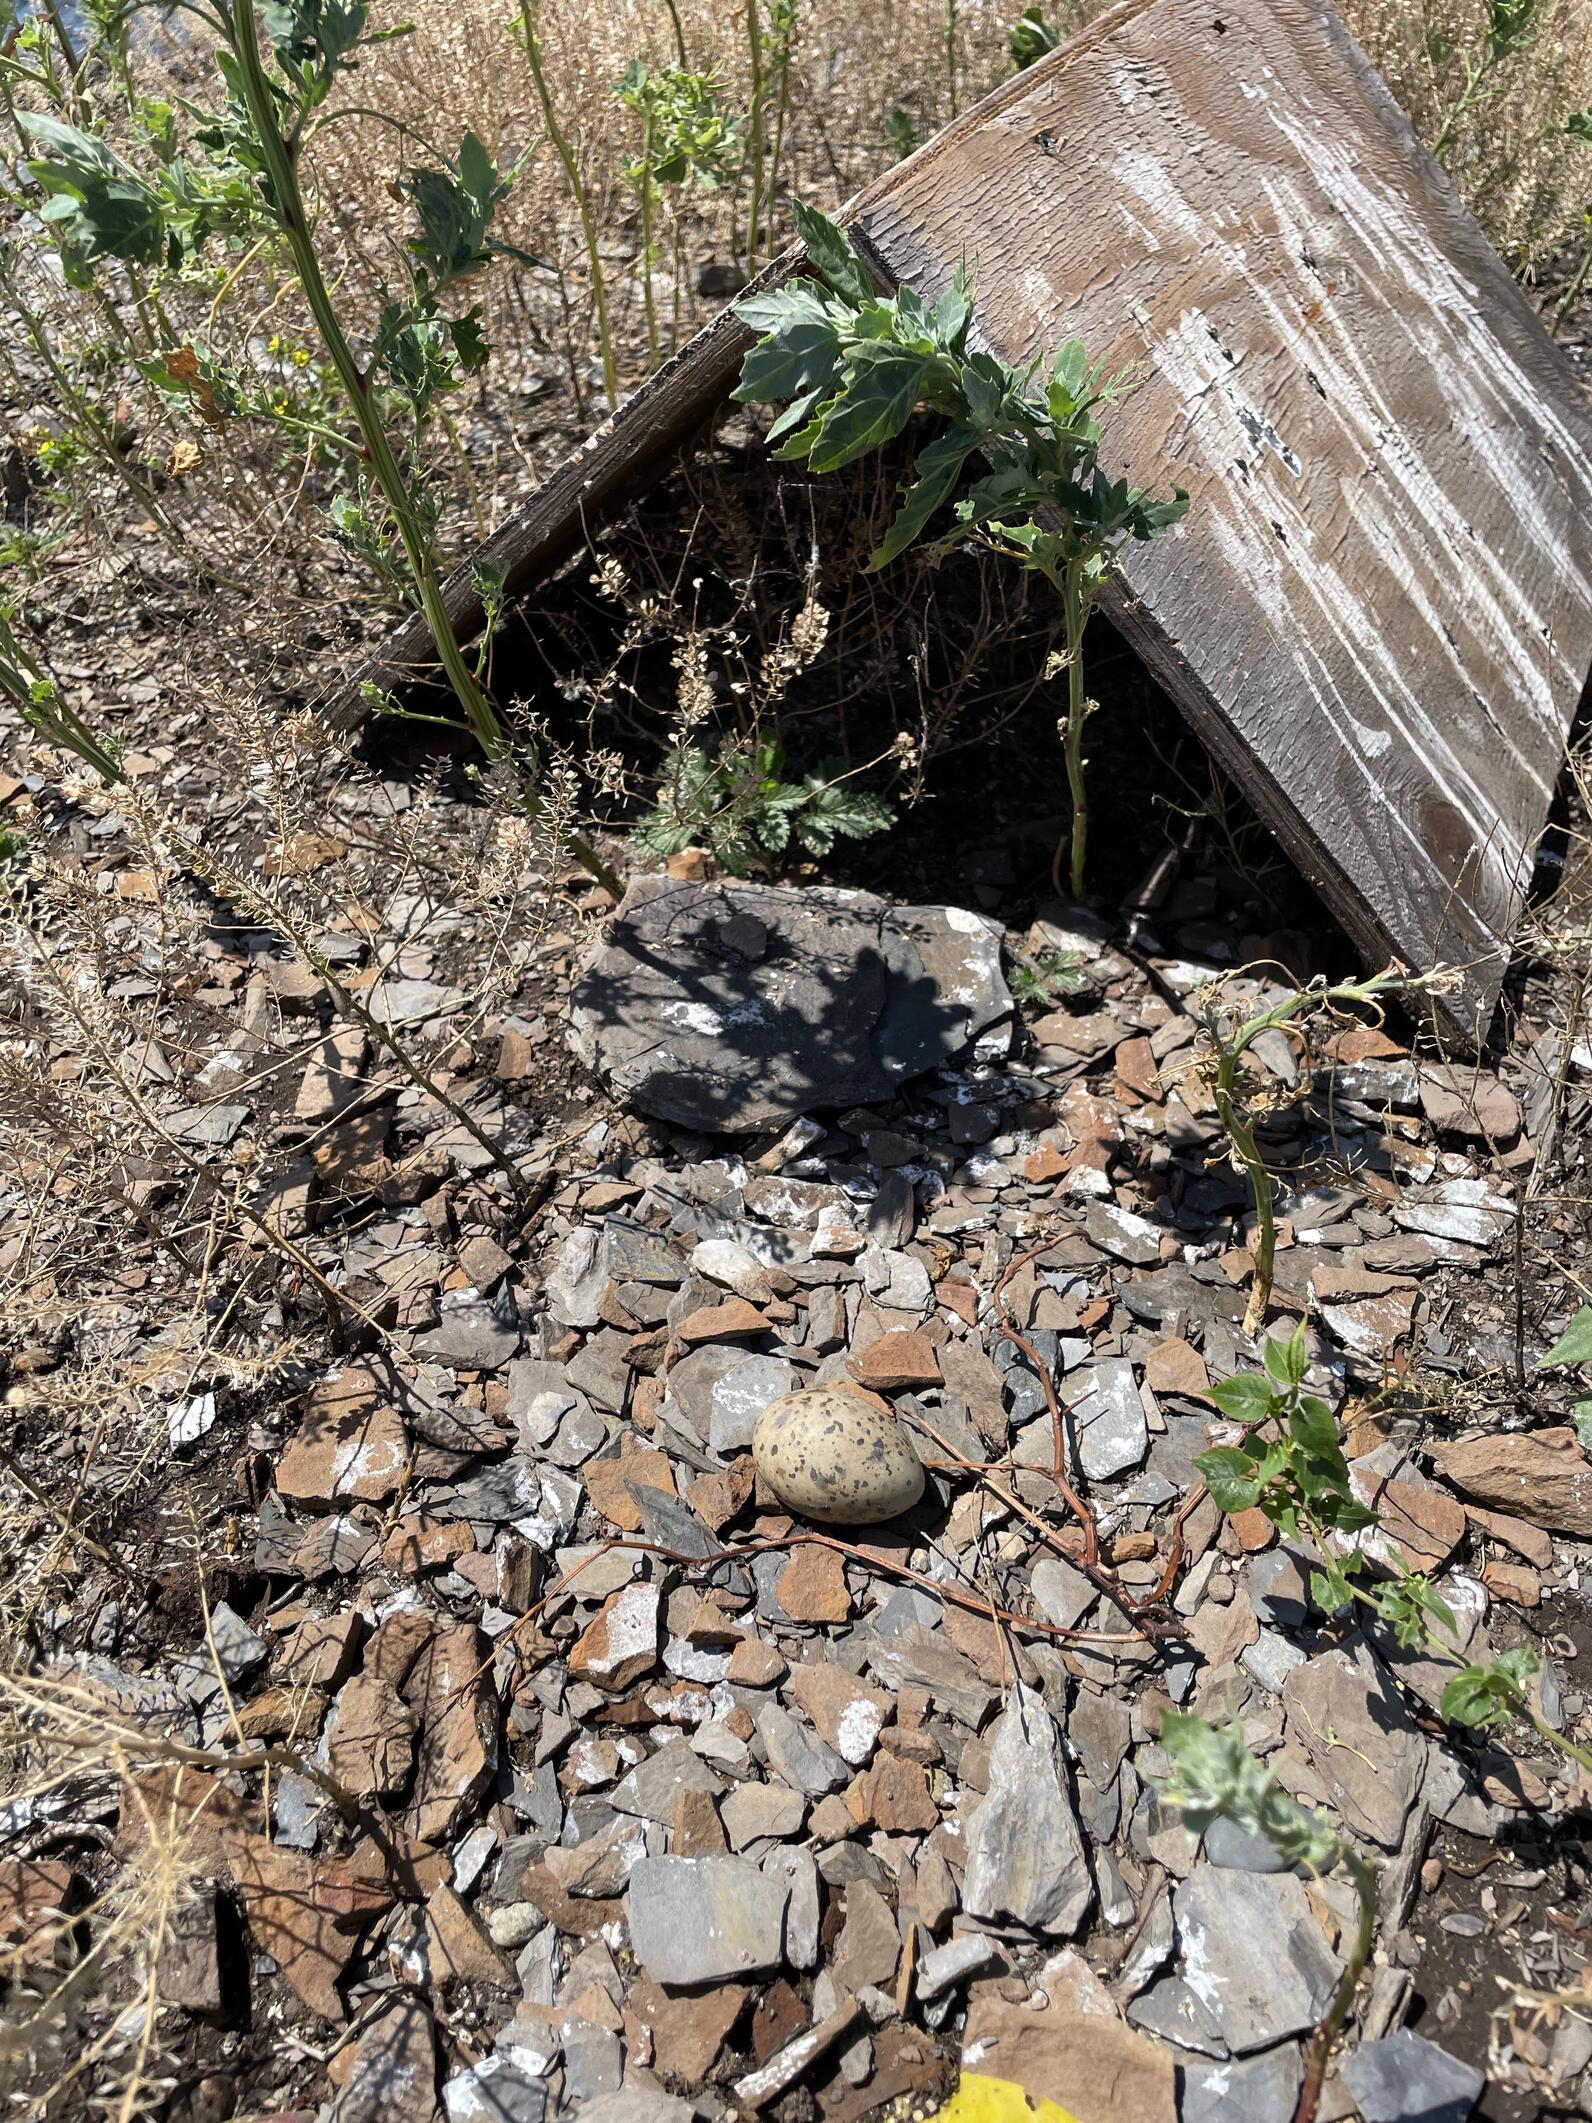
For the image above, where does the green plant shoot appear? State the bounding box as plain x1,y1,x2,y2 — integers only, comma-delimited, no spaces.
635,732,892,875
731,202,1188,901
617,60,741,365
11,0,618,895
1008,6,1060,71
1195,1333,1592,1779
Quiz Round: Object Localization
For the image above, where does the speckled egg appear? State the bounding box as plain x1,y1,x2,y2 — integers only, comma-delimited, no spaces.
752,1386,925,1525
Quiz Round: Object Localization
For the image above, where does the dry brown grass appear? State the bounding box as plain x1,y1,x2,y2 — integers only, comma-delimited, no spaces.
6,0,1585,637
1341,0,1592,265
313,0,1592,331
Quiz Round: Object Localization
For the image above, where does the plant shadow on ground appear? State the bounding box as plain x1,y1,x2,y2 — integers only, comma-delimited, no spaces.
571,883,1004,1139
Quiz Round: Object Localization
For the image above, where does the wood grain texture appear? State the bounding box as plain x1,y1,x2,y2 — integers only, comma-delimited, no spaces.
853,0,1592,1034
361,0,1592,1035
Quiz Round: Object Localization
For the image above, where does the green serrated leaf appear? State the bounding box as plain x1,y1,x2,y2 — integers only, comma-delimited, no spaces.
21,110,168,268
734,313,843,410
1205,1374,1276,1424
792,200,874,307
805,345,927,472
872,425,981,567
1540,1304,1592,1368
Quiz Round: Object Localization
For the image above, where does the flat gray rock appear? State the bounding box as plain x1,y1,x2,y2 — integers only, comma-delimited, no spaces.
442,2056,546,2123
1340,2031,1483,2123
627,1854,789,1985
709,1354,799,1455
1070,1360,1150,1481
610,1736,723,1822
1182,2045,1305,2123
1282,1648,1426,1848
570,878,1009,1133
327,1995,438,2123
1127,1973,1228,2057
863,1624,996,1728
756,1702,849,1796
1082,1200,1164,1265
577,2095,697,2123
1203,1815,1290,1873
1172,1866,1342,2054
417,1289,520,1370
962,1682,1092,1936
1030,1555,1097,1631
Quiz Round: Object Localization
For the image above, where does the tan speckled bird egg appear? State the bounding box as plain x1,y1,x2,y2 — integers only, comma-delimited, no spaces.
752,1385,926,1525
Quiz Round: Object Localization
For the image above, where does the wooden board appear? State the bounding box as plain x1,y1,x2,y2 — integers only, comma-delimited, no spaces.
362,0,1592,1037
850,0,1592,1036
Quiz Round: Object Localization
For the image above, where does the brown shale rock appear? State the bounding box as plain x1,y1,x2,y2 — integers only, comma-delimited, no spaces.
1434,1428,1592,1537
1349,1467,1466,1571
849,1330,942,1392
961,1997,1176,2123
325,1672,420,1800
676,1297,770,1344
276,1379,408,1511
1142,1338,1210,1396
583,1446,676,1531
626,1972,748,2087
0,1858,81,1972
569,1580,661,1690
1482,1559,1541,1605
784,1663,894,1764
775,1544,853,1623
846,1753,939,1833
424,1882,515,1989
228,1838,389,2023
402,1622,497,1842
1462,1503,1553,1567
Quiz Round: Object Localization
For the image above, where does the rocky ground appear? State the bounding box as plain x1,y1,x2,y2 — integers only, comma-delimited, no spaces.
5,725,1592,2123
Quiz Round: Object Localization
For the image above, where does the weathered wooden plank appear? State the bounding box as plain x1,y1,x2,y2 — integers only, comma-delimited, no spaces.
851,0,1592,1035
360,0,1592,1037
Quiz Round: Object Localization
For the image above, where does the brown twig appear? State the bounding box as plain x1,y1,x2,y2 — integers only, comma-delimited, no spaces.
988,1238,1187,1638
1292,1848,1378,2123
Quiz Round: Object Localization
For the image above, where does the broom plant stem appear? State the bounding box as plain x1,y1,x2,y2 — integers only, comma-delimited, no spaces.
516,0,619,413
229,0,620,899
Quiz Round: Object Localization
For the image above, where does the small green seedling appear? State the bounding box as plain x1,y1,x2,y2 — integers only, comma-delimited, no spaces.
1008,947,1085,1007
617,61,742,364
1159,1710,1376,2117
1431,0,1547,161
1008,6,1060,71
635,733,893,875
1538,1303,1592,1445
732,202,1188,901
1160,1709,1343,1872
1196,1331,1592,1774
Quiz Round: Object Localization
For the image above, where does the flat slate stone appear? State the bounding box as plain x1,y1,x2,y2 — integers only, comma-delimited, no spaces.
570,878,1009,1133
1070,1359,1150,1481
1172,1866,1341,2055
627,1854,789,1985
961,1682,1092,1935
1182,2045,1305,2123
1340,2030,1484,2123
